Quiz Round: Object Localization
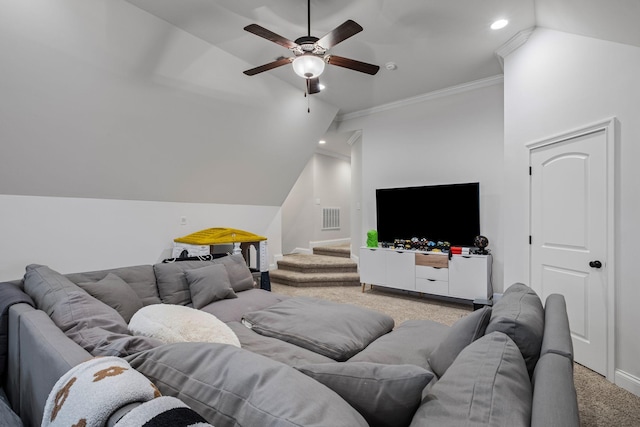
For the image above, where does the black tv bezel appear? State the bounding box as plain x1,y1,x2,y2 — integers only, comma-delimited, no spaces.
375,182,480,247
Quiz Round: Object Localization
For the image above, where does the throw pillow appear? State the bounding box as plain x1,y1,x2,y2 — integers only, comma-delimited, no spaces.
213,254,255,292
297,362,434,427
129,304,241,347
78,273,144,323
428,306,492,377
485,282,545,377
185,263,237,309
410,332,532,427
153,260,216,306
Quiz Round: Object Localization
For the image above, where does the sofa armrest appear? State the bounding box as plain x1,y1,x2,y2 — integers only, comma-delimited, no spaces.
17,308,91,427
531,352,580,427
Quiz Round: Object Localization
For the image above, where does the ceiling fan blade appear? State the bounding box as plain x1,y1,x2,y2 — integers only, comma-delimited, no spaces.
244,24,298,49
317,20,363,49
326,55,380,75
308,78,321,94
243,57,293,76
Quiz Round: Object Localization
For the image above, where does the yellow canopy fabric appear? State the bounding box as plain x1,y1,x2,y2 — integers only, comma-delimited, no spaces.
174,228,266,245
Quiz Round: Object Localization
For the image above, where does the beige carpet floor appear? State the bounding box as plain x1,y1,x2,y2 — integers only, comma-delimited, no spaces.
271,283,640,427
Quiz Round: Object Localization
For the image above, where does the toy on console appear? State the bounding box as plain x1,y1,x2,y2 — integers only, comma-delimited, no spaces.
474,235,490,255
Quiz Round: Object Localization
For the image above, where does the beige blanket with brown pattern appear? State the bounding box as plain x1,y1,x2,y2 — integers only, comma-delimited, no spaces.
42,356,212,427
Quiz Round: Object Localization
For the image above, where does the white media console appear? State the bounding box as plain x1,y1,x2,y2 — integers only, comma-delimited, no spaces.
359,247,492,302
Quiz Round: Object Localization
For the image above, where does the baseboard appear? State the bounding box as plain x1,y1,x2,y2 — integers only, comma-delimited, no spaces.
291,247,313,255
615,369,640,397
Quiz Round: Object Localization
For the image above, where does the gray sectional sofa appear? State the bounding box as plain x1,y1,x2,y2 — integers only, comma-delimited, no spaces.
1,255,580,427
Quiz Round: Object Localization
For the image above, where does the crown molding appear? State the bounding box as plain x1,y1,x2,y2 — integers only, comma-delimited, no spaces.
315,148,351,161
336,74,504,122
495,27,536,70
346,130,362,146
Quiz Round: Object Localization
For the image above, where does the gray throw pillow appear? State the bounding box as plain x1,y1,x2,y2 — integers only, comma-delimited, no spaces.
153,260,216,305
185,264,237,309
78,273,144,323
411,332,532,427
428,306,492,377
485,282,545,377
297,362,434,427
213,254,255,292
125,342,368,427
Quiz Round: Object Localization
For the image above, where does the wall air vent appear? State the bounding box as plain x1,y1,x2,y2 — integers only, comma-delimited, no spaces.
322,207,340,230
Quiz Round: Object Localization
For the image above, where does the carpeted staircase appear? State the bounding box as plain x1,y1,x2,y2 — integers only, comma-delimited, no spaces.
270,244,360,287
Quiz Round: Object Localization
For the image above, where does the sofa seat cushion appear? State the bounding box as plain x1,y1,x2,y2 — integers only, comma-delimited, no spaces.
428,306,492,377
298,362,434,427
66,265,161,306
485,282,545,377
77,273,144,323
348,319,449,368
241,296,395,361
125,342,369,427
199,289,290,323
185,263,237,309
227,321,335,367
128,304,240,348
410,331,532,427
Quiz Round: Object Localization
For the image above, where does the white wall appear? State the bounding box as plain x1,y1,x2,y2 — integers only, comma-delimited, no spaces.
0,194,282,281
339,82,504,292
281,153,351,253
0,0,338,206
503,28,640,393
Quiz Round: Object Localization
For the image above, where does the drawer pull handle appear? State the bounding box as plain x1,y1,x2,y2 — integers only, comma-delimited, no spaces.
427,279,435,282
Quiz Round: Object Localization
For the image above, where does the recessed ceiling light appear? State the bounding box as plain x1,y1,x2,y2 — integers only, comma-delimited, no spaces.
319,140,326,144
491,19,508,30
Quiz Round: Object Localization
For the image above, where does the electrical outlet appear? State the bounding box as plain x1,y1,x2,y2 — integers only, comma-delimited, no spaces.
180,216,187,226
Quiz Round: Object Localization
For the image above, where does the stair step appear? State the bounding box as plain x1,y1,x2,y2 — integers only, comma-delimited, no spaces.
269,269,361,287
313,244,351,258
277,254,357,274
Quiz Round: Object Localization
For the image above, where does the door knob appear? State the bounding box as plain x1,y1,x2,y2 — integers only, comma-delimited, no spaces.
589,260,602,269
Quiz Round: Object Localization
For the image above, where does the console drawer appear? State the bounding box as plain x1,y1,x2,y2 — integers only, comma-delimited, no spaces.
415,253,448,268
416,278,449,296
415,265,448,281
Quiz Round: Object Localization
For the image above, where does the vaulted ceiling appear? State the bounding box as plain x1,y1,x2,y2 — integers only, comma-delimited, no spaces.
125,0,640,156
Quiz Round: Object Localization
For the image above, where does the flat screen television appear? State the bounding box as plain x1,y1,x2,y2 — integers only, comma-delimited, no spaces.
375,182,480,246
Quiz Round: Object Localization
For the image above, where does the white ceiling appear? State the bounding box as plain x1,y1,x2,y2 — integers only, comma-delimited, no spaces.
125,0,640,157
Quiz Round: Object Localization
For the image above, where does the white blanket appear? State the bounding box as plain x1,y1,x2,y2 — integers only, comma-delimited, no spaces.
129,304,241,348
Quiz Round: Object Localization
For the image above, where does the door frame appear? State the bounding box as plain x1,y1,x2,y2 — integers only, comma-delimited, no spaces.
526,117,617,381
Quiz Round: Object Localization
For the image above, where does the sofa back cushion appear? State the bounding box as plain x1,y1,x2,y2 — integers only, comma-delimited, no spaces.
428,306,492,378
297,362,434,427
77,273,144,323
153,260,216,305
410,331,532,427
485,282,545,377
23,264,161,357
213,254,256,292
66,265,161,306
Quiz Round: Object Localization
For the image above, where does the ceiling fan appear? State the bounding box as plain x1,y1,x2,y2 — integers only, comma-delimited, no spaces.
242,0,380,96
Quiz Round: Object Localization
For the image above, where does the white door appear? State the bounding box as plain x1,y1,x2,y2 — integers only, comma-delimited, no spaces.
530,127,611,376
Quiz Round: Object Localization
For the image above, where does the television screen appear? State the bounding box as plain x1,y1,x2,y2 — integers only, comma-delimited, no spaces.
375,182,480,246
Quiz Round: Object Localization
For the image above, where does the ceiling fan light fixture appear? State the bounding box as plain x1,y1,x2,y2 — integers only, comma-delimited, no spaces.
292,54,325,79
